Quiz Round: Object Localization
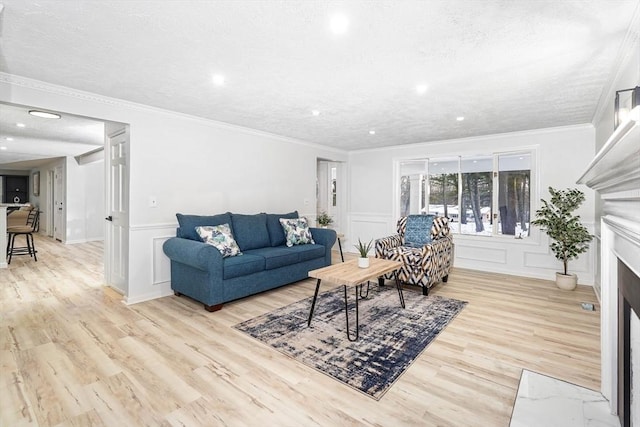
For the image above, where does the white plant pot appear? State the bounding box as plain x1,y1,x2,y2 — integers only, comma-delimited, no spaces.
358,257,369,268
555,272,577,290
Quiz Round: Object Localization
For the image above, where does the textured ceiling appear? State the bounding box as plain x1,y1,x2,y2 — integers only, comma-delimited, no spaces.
0,0,638,158
0,104,104,168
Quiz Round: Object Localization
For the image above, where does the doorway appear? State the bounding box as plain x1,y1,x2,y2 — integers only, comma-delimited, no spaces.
316,160,343,232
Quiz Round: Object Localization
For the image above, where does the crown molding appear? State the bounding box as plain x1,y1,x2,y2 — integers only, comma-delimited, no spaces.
350,123,594,155
591,2,640,126
0,72,348,156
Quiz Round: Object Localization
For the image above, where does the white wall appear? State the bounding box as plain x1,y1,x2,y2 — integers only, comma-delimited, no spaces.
64,157,105,243
0,73,347,303
347,125,598,284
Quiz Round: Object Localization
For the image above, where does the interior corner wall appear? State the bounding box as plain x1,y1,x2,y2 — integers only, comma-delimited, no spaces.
347,125,598,285
0,75,347,304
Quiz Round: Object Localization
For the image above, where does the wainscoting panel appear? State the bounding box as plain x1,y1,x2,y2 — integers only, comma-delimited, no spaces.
126,223,177,305
153,235,173,285
455,244,507,264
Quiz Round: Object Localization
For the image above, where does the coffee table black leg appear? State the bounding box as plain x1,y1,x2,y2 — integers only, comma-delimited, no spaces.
394,271,405,309
344,284,360,342
307,279,322,326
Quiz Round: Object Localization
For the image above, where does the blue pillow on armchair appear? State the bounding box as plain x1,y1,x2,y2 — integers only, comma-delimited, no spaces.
404,214,435,247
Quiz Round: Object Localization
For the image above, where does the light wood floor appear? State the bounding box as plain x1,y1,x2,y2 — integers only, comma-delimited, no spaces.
1,234,601,426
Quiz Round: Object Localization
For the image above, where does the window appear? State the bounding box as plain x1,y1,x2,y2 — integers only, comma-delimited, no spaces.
399,160,428,216
460,156,492,236
397,151,533,238
497,153,531,237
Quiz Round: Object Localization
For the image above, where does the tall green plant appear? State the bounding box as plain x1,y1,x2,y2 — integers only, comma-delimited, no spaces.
531,187,593,275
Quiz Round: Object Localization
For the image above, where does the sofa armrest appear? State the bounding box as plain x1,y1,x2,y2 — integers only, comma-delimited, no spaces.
163,237,223,273
375,234,402,257
309,227,337,264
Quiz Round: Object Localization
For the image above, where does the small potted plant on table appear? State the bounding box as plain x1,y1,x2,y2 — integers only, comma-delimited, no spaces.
355,238,373,268
317,211,333,228
531,187,593,290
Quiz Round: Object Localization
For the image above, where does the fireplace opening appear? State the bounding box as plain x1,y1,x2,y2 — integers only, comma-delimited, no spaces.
618,259,640,427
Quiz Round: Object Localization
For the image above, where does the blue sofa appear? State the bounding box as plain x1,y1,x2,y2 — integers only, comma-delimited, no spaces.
162,211,336,311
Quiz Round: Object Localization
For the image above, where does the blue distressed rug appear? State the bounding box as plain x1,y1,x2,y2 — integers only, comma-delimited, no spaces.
234,284,467,400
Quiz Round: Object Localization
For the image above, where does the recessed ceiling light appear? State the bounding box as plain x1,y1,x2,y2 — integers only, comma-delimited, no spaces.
369,130,376,135
329,13,349,35
416,84,428,95
212,74,225,86
0,146,7,150
16,123,25,128
456,116,465,121
5,137,14,141
29,110,61,119
311,110,320,116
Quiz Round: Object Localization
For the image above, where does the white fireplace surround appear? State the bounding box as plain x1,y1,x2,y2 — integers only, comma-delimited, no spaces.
578,106,640,423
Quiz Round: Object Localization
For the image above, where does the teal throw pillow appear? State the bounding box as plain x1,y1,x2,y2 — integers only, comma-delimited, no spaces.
404,214,435,247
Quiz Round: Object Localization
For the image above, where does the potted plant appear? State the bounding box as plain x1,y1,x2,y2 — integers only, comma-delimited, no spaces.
354,238,373,268
531,187,593,290
317,211,333,228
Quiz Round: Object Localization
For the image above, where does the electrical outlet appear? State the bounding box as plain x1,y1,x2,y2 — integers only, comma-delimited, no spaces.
149,196,157,208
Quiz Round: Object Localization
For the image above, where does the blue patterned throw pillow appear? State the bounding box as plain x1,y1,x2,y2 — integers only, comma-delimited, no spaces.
404,214,435,247
196,224,243,258
279,217,315,247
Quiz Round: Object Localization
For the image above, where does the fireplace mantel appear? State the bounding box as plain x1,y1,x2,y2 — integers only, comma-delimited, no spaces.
578,107,640,197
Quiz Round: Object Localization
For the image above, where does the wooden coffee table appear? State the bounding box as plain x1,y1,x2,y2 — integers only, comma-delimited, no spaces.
307,257,404,341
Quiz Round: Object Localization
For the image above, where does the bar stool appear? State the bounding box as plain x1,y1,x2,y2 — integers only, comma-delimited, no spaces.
6,209,40,264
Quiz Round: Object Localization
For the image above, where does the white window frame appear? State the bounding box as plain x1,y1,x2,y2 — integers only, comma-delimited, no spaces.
393,148,537,239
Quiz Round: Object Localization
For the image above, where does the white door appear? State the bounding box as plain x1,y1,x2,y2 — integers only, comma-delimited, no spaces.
105,126,129,294
54,166,64,241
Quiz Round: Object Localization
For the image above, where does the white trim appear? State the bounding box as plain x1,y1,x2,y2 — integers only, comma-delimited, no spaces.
0,72,348,155
129,223,177,231
350,124,593,154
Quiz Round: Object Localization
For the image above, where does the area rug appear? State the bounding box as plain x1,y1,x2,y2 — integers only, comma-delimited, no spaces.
234,284,467,400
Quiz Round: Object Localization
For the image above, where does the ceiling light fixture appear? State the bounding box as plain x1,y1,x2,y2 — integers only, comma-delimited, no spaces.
329,13,349,35
416,84,428,95
456,116,465,121
0,146,7,151
369,130,376,135
6,137,14,141
311,110,320,116
16,123,26,128
29,110,61,119
212,74,225,86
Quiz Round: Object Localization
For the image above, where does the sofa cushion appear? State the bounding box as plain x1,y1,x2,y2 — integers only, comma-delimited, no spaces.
405,214,435,247
244,247,301,270
266,211,299,246
196,224,242,258
231,213,270,251
279,217,315,247
284,244,325,261
223,254,265,279
176,212,232,241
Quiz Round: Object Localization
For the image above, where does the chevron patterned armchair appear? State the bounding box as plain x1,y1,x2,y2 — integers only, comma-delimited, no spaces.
375,215,453,295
